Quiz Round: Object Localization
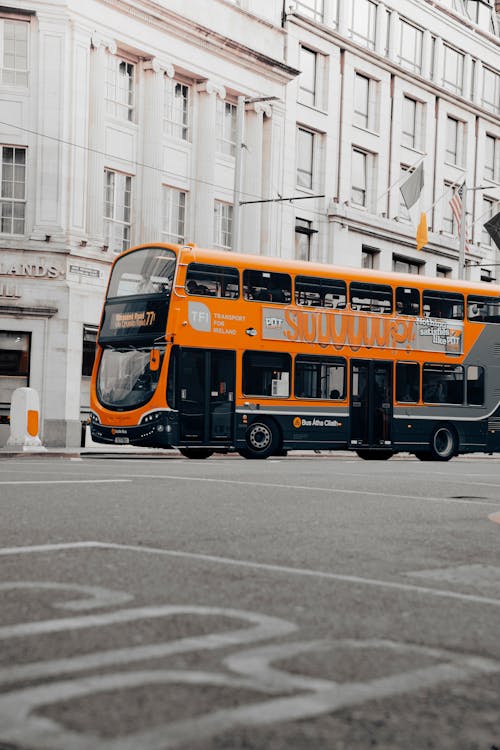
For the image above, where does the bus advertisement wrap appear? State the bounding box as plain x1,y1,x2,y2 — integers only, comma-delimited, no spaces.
262,308,463,354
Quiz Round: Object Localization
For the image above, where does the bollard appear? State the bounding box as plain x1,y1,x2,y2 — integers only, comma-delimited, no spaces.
7,387,46,450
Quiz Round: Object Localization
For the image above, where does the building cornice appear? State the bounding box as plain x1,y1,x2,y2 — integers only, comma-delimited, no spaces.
95,0,300,84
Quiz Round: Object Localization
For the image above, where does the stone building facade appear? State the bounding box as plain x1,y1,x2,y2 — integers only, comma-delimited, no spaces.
0,0,499,446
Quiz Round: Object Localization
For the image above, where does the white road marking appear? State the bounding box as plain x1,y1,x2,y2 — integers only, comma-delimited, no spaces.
407,564,500,587
1,541,500,608
0,639,497,749
0,582,133,611
0,479,130,485
116,473,500,506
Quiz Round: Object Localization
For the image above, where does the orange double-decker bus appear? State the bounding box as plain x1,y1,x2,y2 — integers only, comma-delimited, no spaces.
90,242,500,461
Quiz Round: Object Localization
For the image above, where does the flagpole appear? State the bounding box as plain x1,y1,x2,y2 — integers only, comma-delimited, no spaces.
458,180,466,280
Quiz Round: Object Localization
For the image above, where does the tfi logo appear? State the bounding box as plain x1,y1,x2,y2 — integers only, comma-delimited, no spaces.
188,301,211,332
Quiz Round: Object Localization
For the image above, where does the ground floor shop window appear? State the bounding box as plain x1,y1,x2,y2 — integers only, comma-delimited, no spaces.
0,331,30,406
81,326,97,411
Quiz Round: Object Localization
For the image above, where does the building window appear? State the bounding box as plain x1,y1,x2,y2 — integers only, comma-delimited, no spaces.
482,68,500,115
402,96,424,151
294,0,324,22
104,169,132,254
0,18,29,86
163,79,190,140
398,19,423,74
298,46,317,107
214,200,233,249
485,135,499,183
481,197,495,247
162,186,186,244
361,246,379,269
353,73,378,131
349,0,377,50
216,99,237,157
106,56,135,121
0,331,30,406
436,265,451,278
0,146,26,235
295,218,315,261
297,127,315,189
442,45,464,96
445,116,465,167
351,148,373,208
393,255,422,274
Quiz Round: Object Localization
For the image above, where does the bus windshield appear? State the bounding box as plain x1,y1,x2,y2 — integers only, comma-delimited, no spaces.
108,246,176,298
96,346,164,410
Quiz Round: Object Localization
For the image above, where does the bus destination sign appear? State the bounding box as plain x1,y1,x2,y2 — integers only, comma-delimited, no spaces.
99,298,168,342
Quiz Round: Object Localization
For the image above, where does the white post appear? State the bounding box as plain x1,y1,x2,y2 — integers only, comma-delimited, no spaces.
7,387,46,451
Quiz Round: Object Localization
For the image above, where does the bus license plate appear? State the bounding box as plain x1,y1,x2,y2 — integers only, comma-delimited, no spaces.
114,437,129,444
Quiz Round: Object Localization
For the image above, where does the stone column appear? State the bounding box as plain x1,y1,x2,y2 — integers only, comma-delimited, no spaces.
87,34,116,248
193,80,225,247
141,58,174,243
241,101,272,254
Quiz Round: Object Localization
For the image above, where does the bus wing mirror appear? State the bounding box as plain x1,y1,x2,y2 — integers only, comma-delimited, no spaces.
149,349,161,371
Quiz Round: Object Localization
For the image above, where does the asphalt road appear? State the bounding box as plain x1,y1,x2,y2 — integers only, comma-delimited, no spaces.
0,452,499,750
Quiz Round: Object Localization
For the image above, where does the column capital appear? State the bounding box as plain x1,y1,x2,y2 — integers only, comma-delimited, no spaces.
246,101,273,118
90,32,116,55
196,80,226,99
143,58,174,77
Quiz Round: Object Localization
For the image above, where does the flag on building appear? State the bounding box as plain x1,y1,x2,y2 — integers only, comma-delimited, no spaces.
400,163,424,210
400,163,428,250
484,210,500,252
449,184,471,252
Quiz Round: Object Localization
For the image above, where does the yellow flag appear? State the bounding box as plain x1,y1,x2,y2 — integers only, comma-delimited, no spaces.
416,212,428,251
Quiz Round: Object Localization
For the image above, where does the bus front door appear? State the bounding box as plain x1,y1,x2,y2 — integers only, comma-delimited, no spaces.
350,360,392,448
178,348,235,445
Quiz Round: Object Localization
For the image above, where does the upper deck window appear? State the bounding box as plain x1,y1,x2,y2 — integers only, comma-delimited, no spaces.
185,263,239,299
467,295,500,323
107,247,176,298
423,290,464,320
243,270,292,304
295,276,346,309
350,282,393,314
396,287,420,316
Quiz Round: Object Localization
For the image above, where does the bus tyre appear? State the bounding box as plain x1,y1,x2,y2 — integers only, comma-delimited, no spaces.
240,419,279,460
178,448,214,459
429,425,457,461
356,449,393,461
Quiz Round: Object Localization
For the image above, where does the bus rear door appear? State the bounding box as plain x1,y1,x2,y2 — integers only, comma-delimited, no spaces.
350,360,392,448
178,348,235,445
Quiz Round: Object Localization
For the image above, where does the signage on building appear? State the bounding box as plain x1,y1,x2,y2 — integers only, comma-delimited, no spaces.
69,264,101,278
0,260,62,279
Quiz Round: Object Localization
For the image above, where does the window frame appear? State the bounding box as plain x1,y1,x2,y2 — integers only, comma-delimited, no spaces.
243,269,292,304
296,126,315,190
442,44,464,96
103,168,132,254
242,351,292,398
161,185,187,244
398,19,423,74
295,275,347,309
294,354,347,400
163,77,190,141
185,262,240,299
350,281,393,314
105,55,135,122
0,145,26,235
213,200,233,250
349,0,377,50
0,17,29,87
216,99,237,157
298,46,317,107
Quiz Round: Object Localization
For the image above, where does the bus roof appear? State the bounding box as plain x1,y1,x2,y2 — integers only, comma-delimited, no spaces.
122,242,500,296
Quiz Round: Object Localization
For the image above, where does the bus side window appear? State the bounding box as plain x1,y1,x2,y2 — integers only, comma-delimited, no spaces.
395,287,420,316
423,364,464,404
185,263,240,298
395,362,419,402
467,366,485,406
243,270,291,304
242,351,291,397
467,295,500,323
295,276,347,310
350,282,393,314
423,291,464,320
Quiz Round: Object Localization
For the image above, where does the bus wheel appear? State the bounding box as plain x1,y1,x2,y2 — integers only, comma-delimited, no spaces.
429,425,457,461
356,449,393,461
178,448,214,459
240,419,279,459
